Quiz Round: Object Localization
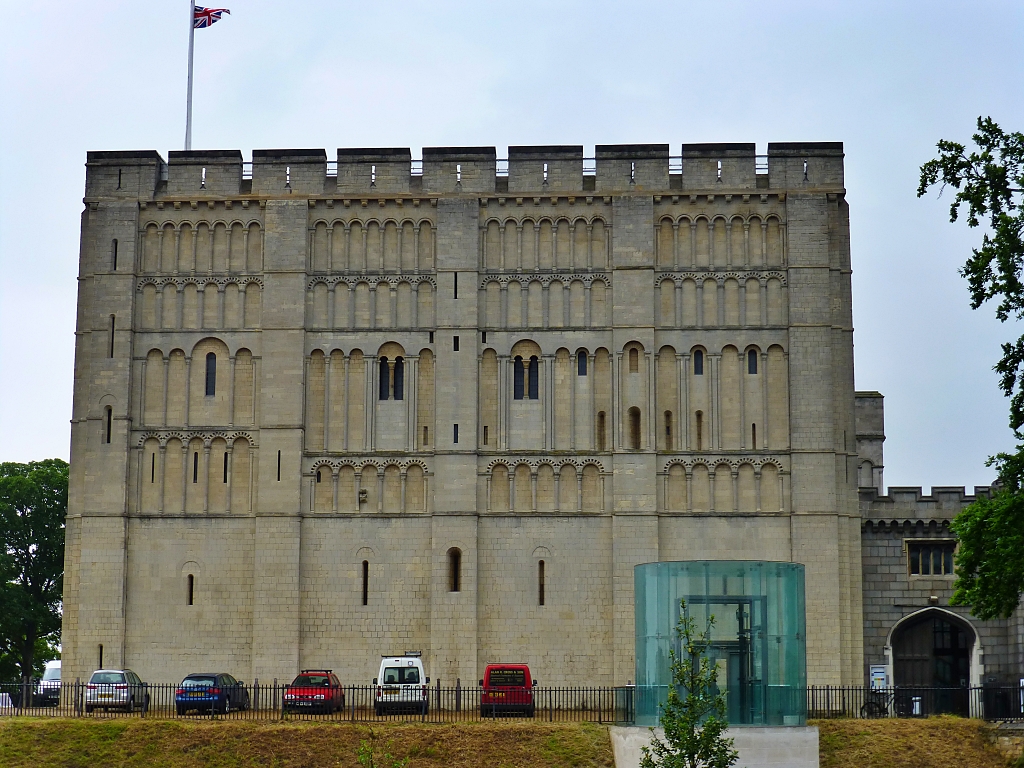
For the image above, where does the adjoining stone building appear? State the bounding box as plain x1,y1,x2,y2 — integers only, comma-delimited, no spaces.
856,392,1024,693
68,140,1006,691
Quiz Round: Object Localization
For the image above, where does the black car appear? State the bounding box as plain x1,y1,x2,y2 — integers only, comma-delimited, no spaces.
175,672,250,715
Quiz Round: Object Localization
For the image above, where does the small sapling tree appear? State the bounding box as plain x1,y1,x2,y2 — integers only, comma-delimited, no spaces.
356,728,409,768
640,599,738,768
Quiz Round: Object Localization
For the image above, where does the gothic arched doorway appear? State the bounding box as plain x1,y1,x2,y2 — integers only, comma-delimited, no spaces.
891,610,974,716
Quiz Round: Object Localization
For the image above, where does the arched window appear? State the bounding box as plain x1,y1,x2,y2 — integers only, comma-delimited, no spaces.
629,348,639,373
379,357,390,400
448,548,462,592
577,351,587,376
104,406,112,444
628,407,641,449
394,357,404,400
693,350,704,375
695,411,703,451
597,412,607,451
361,560,369,606
751,423,757,447
513,356,525,400
528,356,539,399
205,352,217,396
748,349,758,374
187,574,195,606
316,469,322,483
192,451,199,483
538,560,546,606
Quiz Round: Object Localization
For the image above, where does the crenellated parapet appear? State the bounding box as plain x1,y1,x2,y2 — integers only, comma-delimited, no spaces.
83,143,847,201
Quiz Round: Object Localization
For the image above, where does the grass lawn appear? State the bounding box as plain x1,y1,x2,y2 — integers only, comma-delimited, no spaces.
815,716,1020,768
0,718,615,768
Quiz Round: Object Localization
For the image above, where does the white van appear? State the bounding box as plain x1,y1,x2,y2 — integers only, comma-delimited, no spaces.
373,652,429,715
36,660,61,706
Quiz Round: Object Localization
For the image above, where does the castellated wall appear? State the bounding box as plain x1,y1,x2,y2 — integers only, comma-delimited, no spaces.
63,143,862,687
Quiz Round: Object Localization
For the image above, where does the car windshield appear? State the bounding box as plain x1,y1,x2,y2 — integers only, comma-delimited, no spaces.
90,672,125,684
382,667,419,685
42,667,61,681
181,676,217,687
487,669,526,687
292,675,330,687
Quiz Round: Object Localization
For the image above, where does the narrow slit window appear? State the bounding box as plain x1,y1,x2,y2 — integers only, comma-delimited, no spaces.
717,159,722,181
98,644,104,669
205,352,217,396
379,357,390,400
483,425,489,445
538,560,545,606
117,168,122,189
751,423,757,447
453,335,460,351
192,452,199,483
361,560,369,605
429,331,434,344
696,411,703,451
748,349,758,374
112,239,118,271
423,426,429,447
448,548,462,592
187,574,194,606
577,351,587,376
370,164,377,186
316,469,321,483
597,412,607,451
108,315,115,358
628,407,641,450
629,348,639,373
453,423,459,444
528,356,539,399
150,452,156,482
453,272,458,299
513,356,525,400
693,350,704,375
394,357,404,400
104,407,112,444
223,453,228,483
277,450,281,481
481,331,487,343
664,411,673,443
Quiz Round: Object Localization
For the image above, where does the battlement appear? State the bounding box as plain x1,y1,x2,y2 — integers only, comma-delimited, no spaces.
860,484,996,526
82,142,846,199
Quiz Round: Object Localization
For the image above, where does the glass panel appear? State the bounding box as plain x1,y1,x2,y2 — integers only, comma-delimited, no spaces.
634,560,806,727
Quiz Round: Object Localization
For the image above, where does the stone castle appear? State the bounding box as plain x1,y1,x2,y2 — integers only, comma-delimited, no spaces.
62,143,1022,689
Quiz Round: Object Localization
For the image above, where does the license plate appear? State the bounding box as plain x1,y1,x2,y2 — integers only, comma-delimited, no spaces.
190,692,204,697
298,702,311,706
493,692,505,698
99,693,112,699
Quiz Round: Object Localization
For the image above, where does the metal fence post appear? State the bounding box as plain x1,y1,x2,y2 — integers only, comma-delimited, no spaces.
273,678,279,719
456,678,461,714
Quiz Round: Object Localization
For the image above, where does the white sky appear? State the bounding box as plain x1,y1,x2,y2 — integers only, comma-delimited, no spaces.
2,1,1022,493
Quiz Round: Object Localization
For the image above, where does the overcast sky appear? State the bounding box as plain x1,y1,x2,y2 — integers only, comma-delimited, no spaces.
2,1,1022,493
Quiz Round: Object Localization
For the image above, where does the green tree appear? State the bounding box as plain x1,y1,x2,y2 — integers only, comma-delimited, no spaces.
0,459,68,682
640,599,738,768
919,117,1024,619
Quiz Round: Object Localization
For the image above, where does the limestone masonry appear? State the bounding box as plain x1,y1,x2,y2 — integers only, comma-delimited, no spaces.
63,143,1022,688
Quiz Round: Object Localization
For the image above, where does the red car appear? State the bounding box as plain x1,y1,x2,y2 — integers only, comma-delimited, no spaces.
479,664,536,717
283,669,345,714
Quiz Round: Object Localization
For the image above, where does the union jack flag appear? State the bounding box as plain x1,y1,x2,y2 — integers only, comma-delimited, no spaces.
193,6,230,28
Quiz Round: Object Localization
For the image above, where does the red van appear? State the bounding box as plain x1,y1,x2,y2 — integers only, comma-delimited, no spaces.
479,664,536,717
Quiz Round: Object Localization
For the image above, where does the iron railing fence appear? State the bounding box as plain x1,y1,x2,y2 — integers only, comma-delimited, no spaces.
4,682,1019,723
0,681,632,724
807,685,1024,721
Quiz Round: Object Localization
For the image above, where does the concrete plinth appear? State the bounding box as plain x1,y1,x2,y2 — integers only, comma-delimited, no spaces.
610,726,819,768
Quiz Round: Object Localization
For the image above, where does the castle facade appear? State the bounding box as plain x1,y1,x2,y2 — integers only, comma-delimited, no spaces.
64,142,873,687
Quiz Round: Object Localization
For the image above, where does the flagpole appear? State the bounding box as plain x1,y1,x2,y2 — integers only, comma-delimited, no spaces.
184,0,195,150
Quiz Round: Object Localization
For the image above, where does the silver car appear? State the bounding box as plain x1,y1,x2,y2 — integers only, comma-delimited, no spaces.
85,669,149,713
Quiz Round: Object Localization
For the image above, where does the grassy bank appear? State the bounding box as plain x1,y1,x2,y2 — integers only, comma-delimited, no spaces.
815,716,1018,768
0,718,614,768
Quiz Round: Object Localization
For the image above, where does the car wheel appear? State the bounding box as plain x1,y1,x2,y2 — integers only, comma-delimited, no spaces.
176,705,185,716
222,697,231,715
526,705,535,718
85,705,94,714
374,704,382,717
421,701,428,716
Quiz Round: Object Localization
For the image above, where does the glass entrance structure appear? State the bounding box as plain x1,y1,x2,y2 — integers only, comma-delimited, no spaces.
634,561,806,726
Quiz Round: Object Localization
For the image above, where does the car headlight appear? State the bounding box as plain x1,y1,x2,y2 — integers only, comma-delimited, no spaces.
314,694,325,700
